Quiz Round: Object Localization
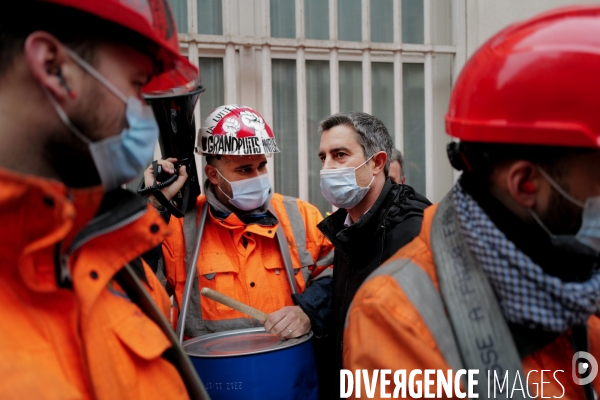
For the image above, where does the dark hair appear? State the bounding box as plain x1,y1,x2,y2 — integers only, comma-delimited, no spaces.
319,112,393,176
448,141,593,186
0,1,160,78
391,148,404,177
205,154,223,167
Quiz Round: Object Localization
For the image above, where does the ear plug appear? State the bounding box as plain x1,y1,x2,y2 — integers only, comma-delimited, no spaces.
520,181,535,193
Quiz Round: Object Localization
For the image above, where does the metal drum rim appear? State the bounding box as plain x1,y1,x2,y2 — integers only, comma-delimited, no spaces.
183,327,314,358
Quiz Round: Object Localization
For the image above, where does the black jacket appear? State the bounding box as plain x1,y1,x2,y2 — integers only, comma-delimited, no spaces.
315,178,431,398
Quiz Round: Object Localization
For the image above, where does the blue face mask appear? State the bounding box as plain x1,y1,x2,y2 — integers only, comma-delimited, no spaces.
87,97,158,191
216,170,271,211
320,156,374,209
575,197,600,253
530,167,600,255
44,46,158,191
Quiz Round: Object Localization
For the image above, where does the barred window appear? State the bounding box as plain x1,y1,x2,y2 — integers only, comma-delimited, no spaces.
169,0,459,214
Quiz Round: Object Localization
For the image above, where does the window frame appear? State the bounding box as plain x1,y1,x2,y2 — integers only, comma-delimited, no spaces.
174,0,466,206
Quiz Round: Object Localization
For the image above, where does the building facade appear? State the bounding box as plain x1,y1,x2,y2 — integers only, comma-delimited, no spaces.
166,0,598,214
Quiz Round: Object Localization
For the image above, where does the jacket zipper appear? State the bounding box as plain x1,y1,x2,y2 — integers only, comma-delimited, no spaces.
334,204,394,370
378,228,387,265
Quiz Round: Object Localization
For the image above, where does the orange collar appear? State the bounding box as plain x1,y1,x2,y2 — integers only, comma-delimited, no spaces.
203,199,278,239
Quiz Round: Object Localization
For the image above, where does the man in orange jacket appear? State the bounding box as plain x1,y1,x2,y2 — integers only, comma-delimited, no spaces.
0,1,204,399
144,104,334,339
344,6,600,400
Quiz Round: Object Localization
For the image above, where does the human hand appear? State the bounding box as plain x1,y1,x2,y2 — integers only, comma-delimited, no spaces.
143,158,188,206
264,306,311,339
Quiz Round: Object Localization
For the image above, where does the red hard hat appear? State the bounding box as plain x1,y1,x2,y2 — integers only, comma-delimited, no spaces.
446,6,600,148
42,0,198,92
196,104,280,156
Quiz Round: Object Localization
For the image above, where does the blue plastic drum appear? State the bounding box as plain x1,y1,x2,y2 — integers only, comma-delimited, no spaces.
183,328,319,400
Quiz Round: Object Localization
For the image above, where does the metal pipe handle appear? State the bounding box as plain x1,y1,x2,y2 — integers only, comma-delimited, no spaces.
176,202,209,343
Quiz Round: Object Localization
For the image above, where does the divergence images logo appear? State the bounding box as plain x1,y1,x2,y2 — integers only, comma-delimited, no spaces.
572,351,598,386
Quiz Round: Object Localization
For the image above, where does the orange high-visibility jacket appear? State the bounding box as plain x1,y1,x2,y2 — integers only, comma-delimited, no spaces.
344,204,600,399
0,168,188,400
162,193,334,335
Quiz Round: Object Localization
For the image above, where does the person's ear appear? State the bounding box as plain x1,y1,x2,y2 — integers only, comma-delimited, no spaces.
24,32,74,101
205,164,220,185
371,151,388,175
505,161,541,208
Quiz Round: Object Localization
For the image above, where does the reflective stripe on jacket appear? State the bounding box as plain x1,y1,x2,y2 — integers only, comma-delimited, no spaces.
0,168,189,400
162,193,334,336
344,204,600,399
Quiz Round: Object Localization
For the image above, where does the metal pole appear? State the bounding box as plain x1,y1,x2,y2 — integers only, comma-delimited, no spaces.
176,202,209,343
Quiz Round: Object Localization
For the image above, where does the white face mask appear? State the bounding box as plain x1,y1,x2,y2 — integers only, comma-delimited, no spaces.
216,170,271,211
320,156,374,209
44,46,158,191
530,167,600,254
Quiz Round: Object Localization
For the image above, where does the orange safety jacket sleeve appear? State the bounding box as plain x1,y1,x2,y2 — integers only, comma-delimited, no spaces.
343,205,600,399
284,197,335,336
283,196,335,281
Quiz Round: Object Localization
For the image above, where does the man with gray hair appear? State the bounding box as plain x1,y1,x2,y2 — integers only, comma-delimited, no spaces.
389,147,406,184
314,112,430,397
